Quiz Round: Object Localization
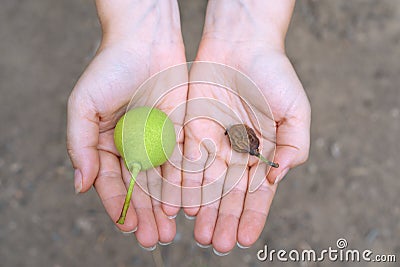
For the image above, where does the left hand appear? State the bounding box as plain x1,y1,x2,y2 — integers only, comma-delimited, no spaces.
181,0,310,254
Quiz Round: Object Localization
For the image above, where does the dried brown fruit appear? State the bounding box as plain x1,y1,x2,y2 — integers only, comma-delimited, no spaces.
225,124,279,168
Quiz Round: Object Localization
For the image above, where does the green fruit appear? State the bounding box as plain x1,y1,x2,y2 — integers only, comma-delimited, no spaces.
113,106,176,224
114,106,176,171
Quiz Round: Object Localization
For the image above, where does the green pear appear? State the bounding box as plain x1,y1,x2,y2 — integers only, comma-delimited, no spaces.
114,106,176,224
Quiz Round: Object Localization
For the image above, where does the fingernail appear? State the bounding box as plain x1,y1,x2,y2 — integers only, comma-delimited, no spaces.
237,242,250,249
158,240,172,246
196,241,211,248
74,169,82,194
274,168,289,185
184,213,196,220
121,226,137,235
138,243,156,251
212,248,230,256
167,214,177,219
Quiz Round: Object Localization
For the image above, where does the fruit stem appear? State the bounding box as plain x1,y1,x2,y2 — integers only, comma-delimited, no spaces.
257,154,279,168
117,162,141,224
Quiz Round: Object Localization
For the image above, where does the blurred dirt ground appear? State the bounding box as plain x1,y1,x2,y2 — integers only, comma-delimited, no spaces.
1,0,399,266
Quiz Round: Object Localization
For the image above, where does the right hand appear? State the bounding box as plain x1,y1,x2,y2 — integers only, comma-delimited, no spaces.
67,0,187,248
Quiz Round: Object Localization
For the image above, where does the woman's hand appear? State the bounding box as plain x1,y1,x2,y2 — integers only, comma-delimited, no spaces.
67,0,187,248
182,0,310,254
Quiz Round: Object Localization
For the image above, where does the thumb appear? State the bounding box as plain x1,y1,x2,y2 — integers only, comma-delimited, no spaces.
266,113,311,185
67,90,100,193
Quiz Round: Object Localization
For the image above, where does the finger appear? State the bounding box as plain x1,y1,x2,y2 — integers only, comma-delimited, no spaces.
145,167,162,204
266,109,311,184
182,123,209,216
161,142,183,217
67,90,99,193
94,150,137,232
237,176,277,247
97,128,119,155
193,157,226,246
146,168,176,244
122,166,159,248
194,204,219,247
159,84,187,216
248,161,268,193
152,199,176,245
212,164,248,253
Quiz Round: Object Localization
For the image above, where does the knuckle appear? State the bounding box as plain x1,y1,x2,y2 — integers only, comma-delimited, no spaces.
97,170,120,181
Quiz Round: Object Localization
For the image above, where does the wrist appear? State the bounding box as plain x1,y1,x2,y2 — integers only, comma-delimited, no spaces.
202,0,295,50
96,0,182,45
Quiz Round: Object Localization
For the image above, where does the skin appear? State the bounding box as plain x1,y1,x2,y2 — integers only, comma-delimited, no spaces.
67,0,311,253
184,0,310,253
67,0,186,246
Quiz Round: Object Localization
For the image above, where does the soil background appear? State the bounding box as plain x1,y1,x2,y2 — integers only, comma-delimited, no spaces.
1,1,399,266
